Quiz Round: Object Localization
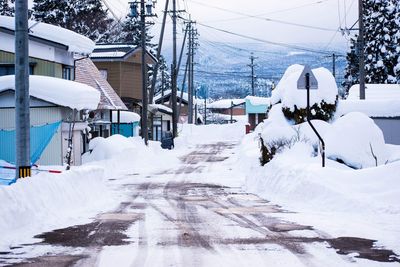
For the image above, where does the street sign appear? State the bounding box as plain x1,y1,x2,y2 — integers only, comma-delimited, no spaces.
297,65,318,90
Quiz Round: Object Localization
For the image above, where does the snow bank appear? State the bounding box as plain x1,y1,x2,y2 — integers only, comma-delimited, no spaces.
0,75,100,110
271,65,338,110
347,83,400,100
0,15,95,55
325,112,389,169
0,166,115,250
336,99,400,118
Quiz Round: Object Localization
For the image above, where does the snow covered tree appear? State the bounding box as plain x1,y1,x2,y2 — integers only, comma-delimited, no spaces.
0,0,14,16
32,0,112,41
344,0,400,91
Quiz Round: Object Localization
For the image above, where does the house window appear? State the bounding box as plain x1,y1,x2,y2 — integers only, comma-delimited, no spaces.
62,66,73,80
0,64,34,76
99,69,108,80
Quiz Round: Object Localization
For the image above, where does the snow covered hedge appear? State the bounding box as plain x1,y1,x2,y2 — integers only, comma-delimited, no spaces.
271,65,339,124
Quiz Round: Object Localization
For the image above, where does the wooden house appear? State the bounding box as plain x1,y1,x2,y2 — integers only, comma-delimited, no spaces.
245,96,271,130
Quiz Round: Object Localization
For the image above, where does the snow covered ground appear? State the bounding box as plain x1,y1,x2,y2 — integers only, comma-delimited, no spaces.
0,119,399,266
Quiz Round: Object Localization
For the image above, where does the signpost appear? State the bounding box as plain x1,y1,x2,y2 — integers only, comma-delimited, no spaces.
297,65,325,167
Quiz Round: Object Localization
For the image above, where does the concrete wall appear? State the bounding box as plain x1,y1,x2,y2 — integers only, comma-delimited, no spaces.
373,118,400,145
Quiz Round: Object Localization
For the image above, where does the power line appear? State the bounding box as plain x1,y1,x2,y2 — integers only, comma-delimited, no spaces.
196,22,343,55
187,0,338,32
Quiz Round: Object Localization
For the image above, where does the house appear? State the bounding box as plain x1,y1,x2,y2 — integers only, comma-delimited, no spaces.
337,84,400,145
0,75,100,166
0,15,100,166
149,104,173,141
207,99,245,116
154,89,195,123
90,44,157,112
75,57,132,140
245,96,271,130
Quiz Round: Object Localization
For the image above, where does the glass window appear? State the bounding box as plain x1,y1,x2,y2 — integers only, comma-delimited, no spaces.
0,65,34,76
62,66,73,80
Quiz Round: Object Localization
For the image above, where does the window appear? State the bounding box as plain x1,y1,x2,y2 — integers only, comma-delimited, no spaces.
0,64,34,76
62,66,73,80
99,69,108,80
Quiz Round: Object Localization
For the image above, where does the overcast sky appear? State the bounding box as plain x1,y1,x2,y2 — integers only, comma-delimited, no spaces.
105,0,358,52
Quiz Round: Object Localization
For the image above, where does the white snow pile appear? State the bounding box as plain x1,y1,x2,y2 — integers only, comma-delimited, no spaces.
0,15,95,55
208,99,245,109
83,135,180,176
0,166,115,250
325,112,389,168
0,75,100,110
271,64,338,110
245,96,271,106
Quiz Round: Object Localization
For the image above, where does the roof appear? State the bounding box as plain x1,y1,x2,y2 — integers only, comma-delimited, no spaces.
91,43,157,63
0,75,100,110
208,99,245,109
111,111,140,123
75,58,127,110
245,96,271,106
338,84,400,118
154,89,199,105
347,84,400,100
149,104,173,115
0,15,94,55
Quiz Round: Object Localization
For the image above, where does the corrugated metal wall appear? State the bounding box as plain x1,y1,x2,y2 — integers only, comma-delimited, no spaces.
0,107,64,165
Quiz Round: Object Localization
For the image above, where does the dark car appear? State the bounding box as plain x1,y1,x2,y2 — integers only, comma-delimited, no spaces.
161,131,174,149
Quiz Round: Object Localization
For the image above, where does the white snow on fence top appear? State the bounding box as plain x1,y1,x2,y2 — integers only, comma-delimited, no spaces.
271,64,338,110
337,84,400,118
0,75,100,110
112,111,140,123
245,96,271,106
347,84,400,100
208,99,245,109
0,15,95,55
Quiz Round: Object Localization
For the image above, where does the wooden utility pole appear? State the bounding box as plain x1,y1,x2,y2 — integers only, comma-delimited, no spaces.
140,0,148,145
187,21,193,124
358,0,365,100
15,0,31,178
171,0,178,137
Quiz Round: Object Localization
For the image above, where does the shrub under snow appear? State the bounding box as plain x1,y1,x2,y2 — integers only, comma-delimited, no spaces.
271,65,338,124
325,112,389,169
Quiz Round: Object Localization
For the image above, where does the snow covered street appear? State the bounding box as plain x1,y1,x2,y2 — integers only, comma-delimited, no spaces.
1,125,399,266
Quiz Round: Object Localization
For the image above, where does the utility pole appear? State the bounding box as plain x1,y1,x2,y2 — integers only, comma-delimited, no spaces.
129,0,156,145
358,0,365,100
171,0,178,137
187,21,193,124
332,53,336,78
15,0,31,179
248,53,257,96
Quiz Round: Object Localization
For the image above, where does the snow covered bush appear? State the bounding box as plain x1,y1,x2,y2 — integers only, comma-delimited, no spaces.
325,112,389,169
271,65,338,124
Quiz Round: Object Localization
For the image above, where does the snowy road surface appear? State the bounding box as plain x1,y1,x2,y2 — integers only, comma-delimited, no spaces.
1,142,399,266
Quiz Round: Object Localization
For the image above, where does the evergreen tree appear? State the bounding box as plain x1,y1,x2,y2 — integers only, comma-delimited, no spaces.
32,0,112,41
0,0,14,16
343,0,400,91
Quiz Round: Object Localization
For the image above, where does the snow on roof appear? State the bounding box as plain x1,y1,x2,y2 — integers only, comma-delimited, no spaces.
245,96,271,106
149,104,173,114
111,111,140,123
271,64,338,109
347,84,400,100
90,51,127,58
208,99,245,109
0,75,100,110
338,84,400,118
75,58,127,110
0,16,95,55
154,89,199,104
95,44,135,49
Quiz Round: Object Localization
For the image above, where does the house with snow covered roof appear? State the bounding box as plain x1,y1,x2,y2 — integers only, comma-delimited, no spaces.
337,84,400,145
90,43,157,112
0,75,100,166
208,99,245,116
245,96,271,130
0,16,103,166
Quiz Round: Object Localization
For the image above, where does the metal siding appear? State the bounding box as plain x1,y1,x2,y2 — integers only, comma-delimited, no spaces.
0,107,64,165
373,118,400,145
